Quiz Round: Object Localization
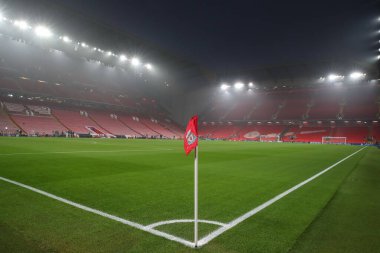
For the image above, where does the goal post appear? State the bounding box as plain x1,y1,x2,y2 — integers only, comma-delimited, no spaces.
322,136,347,145
259,135,280,142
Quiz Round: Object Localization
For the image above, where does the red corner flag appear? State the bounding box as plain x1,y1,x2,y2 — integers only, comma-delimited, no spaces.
184,115,198,155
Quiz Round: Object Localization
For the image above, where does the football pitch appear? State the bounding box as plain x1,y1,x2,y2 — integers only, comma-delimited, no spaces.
0,137,379,253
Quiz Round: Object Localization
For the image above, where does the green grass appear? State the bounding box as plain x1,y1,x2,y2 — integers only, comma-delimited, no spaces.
0,137,378,252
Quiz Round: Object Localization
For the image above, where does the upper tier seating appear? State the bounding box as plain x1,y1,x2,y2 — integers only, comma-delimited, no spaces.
27,105,51,115
343,87,378,119
249,96,281,120
308,90,341,119
225,98,254,120
3,102,26,114
204,86,380,122
277,91,310,119
0,78,20,91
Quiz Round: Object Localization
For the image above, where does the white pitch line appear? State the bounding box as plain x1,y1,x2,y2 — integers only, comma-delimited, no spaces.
0,149,173,156
146,219,227,229
197,147,367,247
0,176,194,248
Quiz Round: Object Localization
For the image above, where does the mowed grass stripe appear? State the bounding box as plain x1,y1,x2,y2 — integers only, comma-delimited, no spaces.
288,147,380,253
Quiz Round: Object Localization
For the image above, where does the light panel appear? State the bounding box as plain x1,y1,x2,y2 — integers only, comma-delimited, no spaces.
120,55,127,61
220,83,230,90
144,63,153,70
349,72,366,80
131,57,141,66
234,82,244,89
34,25,53,38
14,20,30,30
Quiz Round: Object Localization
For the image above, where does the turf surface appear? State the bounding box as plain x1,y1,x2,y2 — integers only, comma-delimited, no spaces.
0,137,378,252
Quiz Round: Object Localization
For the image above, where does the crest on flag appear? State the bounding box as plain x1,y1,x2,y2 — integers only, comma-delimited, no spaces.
184,115,198,155
186,130,197,145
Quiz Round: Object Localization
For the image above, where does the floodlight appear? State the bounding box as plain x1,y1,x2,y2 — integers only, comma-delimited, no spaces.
327,74,343,82
62,36,72,43
234,82,244,89
14,20,30,30
34,26,53,38
131,57,141,66
144,63,153,70
120,55,127,61
248,82,254,87
349,72,365,80
81,42,88,48
220,84,230,90
107,51,112,56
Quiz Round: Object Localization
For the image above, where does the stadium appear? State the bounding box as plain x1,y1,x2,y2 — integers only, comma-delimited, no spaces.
0,0,379,252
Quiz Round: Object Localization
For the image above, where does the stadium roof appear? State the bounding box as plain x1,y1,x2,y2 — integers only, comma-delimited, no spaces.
1,0,379,91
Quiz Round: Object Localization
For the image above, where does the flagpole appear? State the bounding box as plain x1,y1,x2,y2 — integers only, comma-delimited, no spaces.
194,146,198,247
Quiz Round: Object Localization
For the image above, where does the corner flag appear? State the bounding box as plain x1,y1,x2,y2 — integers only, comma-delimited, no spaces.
184,115,199,247
184,115,198,155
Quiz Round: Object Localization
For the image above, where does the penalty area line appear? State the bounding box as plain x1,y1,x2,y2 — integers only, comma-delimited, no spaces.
197,147,367,247
0,176,195,248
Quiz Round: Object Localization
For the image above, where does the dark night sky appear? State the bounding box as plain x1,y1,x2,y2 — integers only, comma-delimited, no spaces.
36,0,380,72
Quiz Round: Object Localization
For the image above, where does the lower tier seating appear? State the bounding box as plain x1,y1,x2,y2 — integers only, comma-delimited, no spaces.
11,115,67,136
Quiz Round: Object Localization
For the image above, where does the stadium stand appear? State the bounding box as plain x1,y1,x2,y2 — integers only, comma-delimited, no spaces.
140,118,178,138
52,109,110,136
118,115,160,137
283,125,331,143
26,105,51,116
277,90,310,120
210,124,241,139
3,102,26,114
88,111,140,137
199,123,240,139
10,114,67,136
373,124,380,143
0,78,20,91
160,120,183,138
308,90,341,119
249,95,281,120
237,125,285,141
343,87,378,119
331,126,369,144
0,104,19,135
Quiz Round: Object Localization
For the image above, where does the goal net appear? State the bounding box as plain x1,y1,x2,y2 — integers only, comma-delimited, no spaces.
321,136,347,144
259,135,280,142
